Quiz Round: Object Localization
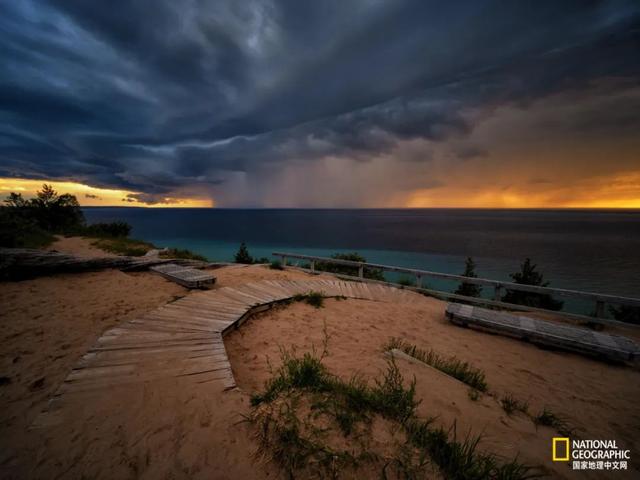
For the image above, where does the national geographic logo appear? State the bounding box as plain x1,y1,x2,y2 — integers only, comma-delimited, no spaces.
553,437,631,471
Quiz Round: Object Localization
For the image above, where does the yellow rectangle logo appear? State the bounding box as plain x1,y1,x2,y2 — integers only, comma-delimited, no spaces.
552,437,570,461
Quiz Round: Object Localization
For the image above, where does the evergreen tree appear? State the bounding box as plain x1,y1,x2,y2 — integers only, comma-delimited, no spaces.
454,257,482,297
502,258,563,310
234,242,254,264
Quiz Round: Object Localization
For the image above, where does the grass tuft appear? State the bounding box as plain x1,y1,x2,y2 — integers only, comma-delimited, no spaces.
533,407,573,436
290,291,325,308
500,393,529,416
248,347,540,480
386,338,488,392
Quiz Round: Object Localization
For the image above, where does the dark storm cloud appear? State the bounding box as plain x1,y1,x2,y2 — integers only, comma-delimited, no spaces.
1,0,639,203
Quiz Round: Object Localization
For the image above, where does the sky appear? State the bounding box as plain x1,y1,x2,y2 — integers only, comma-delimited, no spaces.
1,0,639,208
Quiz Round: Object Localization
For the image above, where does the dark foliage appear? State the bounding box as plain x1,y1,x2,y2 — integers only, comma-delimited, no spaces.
609,305,640,324
81,221,132,237
454,257,482,297
234,242,254,264
1,185,84,247
315,252,385,281
160,248,207,262
502,258,563,311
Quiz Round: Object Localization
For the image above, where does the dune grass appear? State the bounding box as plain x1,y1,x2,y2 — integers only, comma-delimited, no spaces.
500,394,530,416
248,347,541,479
385,338,488,392
91,237,155,256
290,291,325,309
159,247,207,262
533,408,573,436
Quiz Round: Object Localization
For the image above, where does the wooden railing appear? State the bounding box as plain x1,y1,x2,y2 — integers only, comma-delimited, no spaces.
272,252,640,325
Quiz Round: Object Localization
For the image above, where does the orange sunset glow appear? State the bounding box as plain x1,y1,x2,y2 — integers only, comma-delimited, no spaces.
0,178,213,208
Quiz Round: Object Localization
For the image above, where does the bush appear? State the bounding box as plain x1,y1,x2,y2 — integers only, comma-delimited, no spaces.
455,257,482,297
502,258,563,311
398,275,416,287
0,208,54,248
315,252,385,281
159,248,207,262
609,305,640,324
91,237,155,256
82,221,132,237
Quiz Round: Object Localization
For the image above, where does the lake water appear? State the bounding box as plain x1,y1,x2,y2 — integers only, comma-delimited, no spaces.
83,208,640,312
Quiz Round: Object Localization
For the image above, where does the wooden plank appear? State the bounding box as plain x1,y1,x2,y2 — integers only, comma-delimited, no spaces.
446,303,640,362
150,263,216,289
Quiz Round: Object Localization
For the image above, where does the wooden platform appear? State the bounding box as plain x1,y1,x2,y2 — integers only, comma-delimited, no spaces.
32,279,419,428
446,303,640,363
150,263,216,288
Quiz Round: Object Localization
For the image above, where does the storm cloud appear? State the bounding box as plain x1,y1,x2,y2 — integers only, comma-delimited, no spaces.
1,0,639,206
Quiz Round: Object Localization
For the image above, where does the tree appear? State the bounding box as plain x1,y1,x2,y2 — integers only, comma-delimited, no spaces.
28,184,84,231
234,242,254,264
454,257,482,297
502,258,563,310
0,184,85,248
4,192,26,208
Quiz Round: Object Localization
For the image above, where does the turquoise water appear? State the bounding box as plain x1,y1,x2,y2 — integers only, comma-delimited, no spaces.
83,208,640,314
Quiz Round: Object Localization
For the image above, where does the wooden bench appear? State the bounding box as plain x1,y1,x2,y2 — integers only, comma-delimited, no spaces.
150,263,215,289
446,303,639,363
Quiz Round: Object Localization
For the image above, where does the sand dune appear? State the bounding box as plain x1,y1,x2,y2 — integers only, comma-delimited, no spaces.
1,237,638,478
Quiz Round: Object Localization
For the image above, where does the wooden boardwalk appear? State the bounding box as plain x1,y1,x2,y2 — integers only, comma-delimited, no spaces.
32,279,419,428
446,303,640,362
150,263,216,288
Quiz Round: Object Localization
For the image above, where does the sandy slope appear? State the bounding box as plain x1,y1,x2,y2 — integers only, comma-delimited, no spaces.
1,237,639,479
46,235,119,257
225,298,640,479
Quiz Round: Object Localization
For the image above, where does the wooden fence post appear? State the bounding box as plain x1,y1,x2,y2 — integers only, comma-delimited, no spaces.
310,260,315,273
595,300,605,318
415,274,422,288
358,265,364,278
282,256,287,267
494,285,502,301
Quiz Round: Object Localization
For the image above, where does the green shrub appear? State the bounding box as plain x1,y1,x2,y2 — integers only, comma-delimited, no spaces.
81,221,132,237
0,208,54,248
609,305,640,324
398,275,416,287
270,260,283,270
91,237,155,256
290,291,325,308
315,252,385,281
